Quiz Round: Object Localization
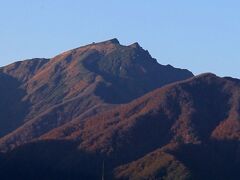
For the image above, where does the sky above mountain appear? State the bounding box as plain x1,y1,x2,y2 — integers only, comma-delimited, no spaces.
1,0,240,78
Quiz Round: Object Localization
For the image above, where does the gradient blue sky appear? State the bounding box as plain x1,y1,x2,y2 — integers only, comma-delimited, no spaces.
1,0,240,77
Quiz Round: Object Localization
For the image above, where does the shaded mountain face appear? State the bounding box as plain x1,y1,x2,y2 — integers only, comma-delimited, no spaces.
0,59,49,137
0,73,239,180
0,39,193,151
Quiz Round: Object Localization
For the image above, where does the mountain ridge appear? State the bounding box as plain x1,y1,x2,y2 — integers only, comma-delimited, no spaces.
0,39,193,152
0,72,239,180
1,39,239,180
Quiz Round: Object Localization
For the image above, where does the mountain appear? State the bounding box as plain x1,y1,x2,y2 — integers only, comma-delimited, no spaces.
0,73,239,180
41,74,240,180
0,38,193,152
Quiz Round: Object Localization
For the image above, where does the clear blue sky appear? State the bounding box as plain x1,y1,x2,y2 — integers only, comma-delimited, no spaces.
1,0,240,78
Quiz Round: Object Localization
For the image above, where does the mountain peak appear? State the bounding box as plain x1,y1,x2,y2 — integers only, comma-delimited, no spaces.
106,38,120,44
129,42,141,49
97,38,120,45
193,73,217,80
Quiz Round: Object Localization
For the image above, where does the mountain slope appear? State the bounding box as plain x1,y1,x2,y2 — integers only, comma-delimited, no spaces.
0,73,239,180
40,73,240,179
44,73,240,145
0,59,49,137
0,39,193,151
